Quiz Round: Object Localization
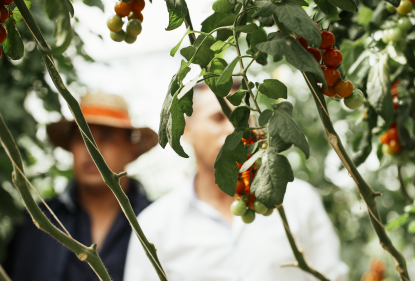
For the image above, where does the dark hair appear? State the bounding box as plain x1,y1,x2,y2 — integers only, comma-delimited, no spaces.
193,78,243,93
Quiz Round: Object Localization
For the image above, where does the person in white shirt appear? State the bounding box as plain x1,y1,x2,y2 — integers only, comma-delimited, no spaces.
123,83,349,281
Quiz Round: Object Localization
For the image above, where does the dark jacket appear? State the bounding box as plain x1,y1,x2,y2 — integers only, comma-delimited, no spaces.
3,178,151,281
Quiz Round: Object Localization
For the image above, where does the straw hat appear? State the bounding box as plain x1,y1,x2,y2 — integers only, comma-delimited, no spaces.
47,92,158,159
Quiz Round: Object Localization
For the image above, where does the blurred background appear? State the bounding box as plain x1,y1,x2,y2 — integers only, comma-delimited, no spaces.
1,0,415,280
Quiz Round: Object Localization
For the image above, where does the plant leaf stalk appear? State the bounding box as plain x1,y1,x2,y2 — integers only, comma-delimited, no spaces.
12,0,167,280
277,206,330,281
0,113,112,281
398,165,412,205
0,265,12,281
302,73,410,281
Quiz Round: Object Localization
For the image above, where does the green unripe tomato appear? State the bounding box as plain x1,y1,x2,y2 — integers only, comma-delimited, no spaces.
386,3,396,13
344,89,364,110
398,17,412,33
382,144,392,154
382,29,393,43
107,15,124,32
126,19,142,37
110,30,126,42
253,201,268,214
241,209,256,224
230,200,247,216
390,28,403,42
125,35,137,44
263,208,274,216
397,0,412,16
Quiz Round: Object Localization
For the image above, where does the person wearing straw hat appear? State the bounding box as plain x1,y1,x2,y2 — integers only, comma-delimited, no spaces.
4,92,158,281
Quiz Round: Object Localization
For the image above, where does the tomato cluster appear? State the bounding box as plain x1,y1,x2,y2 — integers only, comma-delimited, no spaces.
361,259,386,281
107,0,144,44
230,131,274,224
380,122,401,154
0,0,13,59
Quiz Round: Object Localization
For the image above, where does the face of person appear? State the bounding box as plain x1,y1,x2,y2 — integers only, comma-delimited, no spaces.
69,124,137,188
184,87,235,172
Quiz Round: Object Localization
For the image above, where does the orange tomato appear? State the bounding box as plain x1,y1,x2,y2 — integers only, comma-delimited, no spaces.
114,1,132,17
322,86,336,97
389,140,401,153
235,180,245,194
334,80,354,98
380,133,391,144
388,127,399,141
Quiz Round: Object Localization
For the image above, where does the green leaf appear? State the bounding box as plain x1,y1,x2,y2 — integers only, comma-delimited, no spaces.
226,90,246,106
270,135,293,152
178,74,200,99
205,58,234,97
274,0,321,47
180,34,215,66
210,36,234,54
229,106,250,128
83,0,104,11
44,0,73,54
258,109,273,126
224,128,245,150
212,0,235,13
384,0,400,7
358,7,373,26
1,16,24,60
250,28,267,53
12,0,32,22
404,205,415,214
376,142,383,162
251,147,294,208
216,56,241,86
214,141,247,196
314,0,340,20
289,0,309,6
165,0,188,31
268,102,309,158
44,0,73,20
246,141,259,155
201,12,236,34
257,33,327,89
386,214,408,231
367,54,394,124
256,1,278,17
171,27,193,57
240,150,265,172
408,221,415,234
326,0,357,11
258,79,288,100
235,24,258,33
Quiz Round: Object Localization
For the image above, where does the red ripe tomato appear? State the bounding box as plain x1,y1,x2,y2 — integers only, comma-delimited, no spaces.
390,122,397,129
391,80,400,97
388,127,399,141
244,185,250,194
307,47,322,62
322,86,336,97
0,24,6,44
235,180,245,194
389,140,401,153
131,0,145,13
380,133,390,144
114,1,132,17
334,80,354,98
297,36,308,48
323,67,341,87
0,5,8,23
320,30,335,50
323,48,343,68
0,0,13,5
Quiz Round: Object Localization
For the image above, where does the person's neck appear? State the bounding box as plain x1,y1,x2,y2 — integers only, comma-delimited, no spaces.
194,164,234,224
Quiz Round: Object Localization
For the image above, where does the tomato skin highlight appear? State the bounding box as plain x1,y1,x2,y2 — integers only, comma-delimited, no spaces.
322,86,336,97
323,48,343,68
320,30,335,50
389,140,402,153
297,36,308,49
307,47,321,62
114,1,132,17
323,67,341,87
0,24,6,44
0,5,8,23
131,0,145,13
334,80,354,98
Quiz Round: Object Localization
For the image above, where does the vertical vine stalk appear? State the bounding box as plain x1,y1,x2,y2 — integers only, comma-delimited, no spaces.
302,72,410,281
398,165,412,205
277,206,330,281
0,265,12,281
12,0,167,280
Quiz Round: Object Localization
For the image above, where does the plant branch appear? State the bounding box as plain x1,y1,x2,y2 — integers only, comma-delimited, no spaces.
277,206,330,281
0,113,112,281
302,72,410,280
184,9,196,45
0,265,12,281
398,165,412,205
13,0,167,280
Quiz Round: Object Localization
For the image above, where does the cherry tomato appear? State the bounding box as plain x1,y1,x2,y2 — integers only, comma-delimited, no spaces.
107,15,124,32
129,12,143,22
125,35,137,44
131,0,145,13
263,208,273,216
394,100,399,110
343,89,364,109
253,201,267,214
323,67,341,87
389,140,401,153
0,24,6,44
307,46,322,62
389,28,403,42
0,5,8,23
235,180,245,194
244,185,250,194
126,19,142,37
371,259,386,276
398,17,412,33
410,0,415,3
114,1,132,17
230,200,247,216
334,79,354,98
397,0,412,15
322,48,343,68
0,0,13,5
297,36,308,48
241,209,255,224
382,144,392,154
110,30,126,42
388,127,399,141
380,133,391,144
386,3,397,13
362,272,381,281
391,80,400,97
322,86,336,97
320,30,335,50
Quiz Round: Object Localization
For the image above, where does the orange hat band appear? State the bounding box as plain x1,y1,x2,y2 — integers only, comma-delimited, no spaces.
81,106,132,126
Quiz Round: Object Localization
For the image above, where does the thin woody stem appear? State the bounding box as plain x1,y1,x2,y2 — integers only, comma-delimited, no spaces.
277,206,330,281
13,0,168,280
0,265,12,281
398,165,412,205
302,72,409,280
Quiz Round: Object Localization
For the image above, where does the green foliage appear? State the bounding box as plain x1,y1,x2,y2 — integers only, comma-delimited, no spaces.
258,79,287,100
205,58,234,97
165,0,188,31
1,16,24,60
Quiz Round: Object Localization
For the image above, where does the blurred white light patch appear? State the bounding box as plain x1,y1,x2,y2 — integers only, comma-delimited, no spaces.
54,176,69,194
24,91,61,124
54,147,74,171
324,150,355,189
